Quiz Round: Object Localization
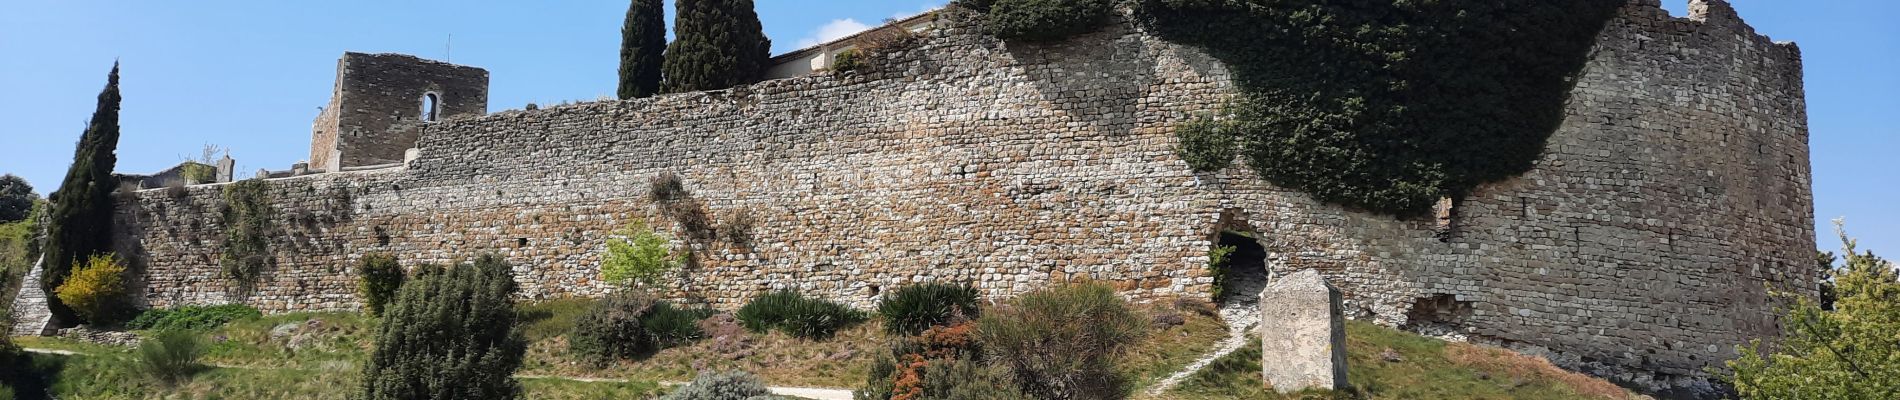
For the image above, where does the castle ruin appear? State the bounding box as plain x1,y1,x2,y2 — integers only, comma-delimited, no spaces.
12,0,1813,395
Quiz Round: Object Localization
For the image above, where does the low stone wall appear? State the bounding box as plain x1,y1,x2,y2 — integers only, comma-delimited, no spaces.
102,1,1811,394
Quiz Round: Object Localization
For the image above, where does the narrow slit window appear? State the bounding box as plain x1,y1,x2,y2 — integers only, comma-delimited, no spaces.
422,93,440,122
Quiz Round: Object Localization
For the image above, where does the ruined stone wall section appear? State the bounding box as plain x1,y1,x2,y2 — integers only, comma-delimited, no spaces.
1212,0,1811,389
115,1,1809,392
316,53,488,171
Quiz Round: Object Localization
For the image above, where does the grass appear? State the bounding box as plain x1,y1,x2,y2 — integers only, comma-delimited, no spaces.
1167,320,1644,400
1122,303,1231,391
520,297,886,389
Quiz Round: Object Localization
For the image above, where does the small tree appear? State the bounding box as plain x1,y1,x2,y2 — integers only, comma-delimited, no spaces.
356,253,404,316
53,254,130,325
1729,220,1900,399
618,0,666,99
43,62,124,325
361,254,526,400
600,221,680,287
0,174,35,223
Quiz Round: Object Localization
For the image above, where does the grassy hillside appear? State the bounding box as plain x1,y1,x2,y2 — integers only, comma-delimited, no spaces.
7,299,1640,399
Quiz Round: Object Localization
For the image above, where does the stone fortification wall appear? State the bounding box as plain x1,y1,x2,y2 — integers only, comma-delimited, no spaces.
107,0,1808,393
309,53,487,171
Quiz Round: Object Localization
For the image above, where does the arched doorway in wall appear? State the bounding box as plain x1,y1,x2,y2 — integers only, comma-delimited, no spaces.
1210,209,1272,315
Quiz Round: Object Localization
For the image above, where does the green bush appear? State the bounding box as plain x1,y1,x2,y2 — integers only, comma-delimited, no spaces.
976,282,1146,400
53,254,130,325
356,253,404,316
361,254,526,400
1206,244,1237,299
1729,222,1900,398
661,370,772,400
1137,0,1622,215
220,179,275,283
0,338,53,399
126,304,261,331
570,291,655,362
1174,115,1237,172
645,301,715,347
137,329,205,386
983,0,1115,42
600,222,680,287
831,49,865,73
736,290,866,340
877,282,981,335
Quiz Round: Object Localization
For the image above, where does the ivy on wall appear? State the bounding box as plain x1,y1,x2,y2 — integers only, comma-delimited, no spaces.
220,179,276,284
961,0,1115,42
1142,0,1623,216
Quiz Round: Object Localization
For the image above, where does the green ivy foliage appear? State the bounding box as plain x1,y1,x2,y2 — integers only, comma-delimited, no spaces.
220,179,275,284
979,0,1115,42
1139,0,1623,215
1174,114,1237,173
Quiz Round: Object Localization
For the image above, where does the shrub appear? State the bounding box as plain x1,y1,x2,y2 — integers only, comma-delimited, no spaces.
137,329,205,386
877,283,981,335
1206,244,1237,299
356,253,404,316
220,179,275,283
126,304,261,331
361,254,526,400
1174,115,1237,172
645,301,714,347
736,290,866,340
570,291,659,362
600,221,681,287
54,253,130,325
648,172,687,203
718,209,755,245
661,370,772,400
983,0,1115,42
0,338,53,399
976,282,1146,400
832,49,865,73
1729,221,1900,399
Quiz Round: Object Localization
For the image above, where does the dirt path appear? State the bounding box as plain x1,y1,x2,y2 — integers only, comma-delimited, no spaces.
26,347,855,400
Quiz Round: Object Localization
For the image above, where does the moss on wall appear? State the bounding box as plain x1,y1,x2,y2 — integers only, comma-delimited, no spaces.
1141,0,1623,215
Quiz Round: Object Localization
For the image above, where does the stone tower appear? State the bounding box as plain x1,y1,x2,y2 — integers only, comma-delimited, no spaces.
309,52,487,172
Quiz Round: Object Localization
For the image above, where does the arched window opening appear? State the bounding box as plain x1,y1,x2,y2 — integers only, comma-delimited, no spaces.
421,93,441,122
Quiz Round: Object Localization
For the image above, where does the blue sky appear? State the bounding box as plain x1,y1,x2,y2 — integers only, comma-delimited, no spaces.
0,1,1894,254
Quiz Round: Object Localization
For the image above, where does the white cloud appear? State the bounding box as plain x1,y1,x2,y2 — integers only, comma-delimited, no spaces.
795,18,873,48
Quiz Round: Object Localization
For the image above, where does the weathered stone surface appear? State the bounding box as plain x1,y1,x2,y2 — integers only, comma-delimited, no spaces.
309,52,488,172
1259,269,1347,393
80,1,1811,394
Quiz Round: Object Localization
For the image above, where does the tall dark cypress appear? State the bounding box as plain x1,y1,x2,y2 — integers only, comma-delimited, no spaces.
42,63,123,325
617,0,666,99
662,0,773,93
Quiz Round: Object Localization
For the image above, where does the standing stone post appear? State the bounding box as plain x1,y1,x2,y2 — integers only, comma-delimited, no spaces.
1258,269,1347,393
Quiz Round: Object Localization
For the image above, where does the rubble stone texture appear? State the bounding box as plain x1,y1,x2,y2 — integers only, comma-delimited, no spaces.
1258,269,1347,393
309,52,488,171
62,0,1809,393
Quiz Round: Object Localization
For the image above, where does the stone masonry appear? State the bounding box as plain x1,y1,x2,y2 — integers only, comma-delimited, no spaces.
54,0,1809,395
309,52,487,172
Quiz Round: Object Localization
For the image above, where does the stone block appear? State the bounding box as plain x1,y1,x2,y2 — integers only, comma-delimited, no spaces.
1259,269,1347,393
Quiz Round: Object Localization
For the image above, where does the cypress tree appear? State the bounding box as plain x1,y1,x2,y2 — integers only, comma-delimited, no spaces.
617,0,666,99
42,63,123,325
662,0,773,93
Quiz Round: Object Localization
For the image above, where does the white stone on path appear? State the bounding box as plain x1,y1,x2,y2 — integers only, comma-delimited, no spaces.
1258,269,1347,393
